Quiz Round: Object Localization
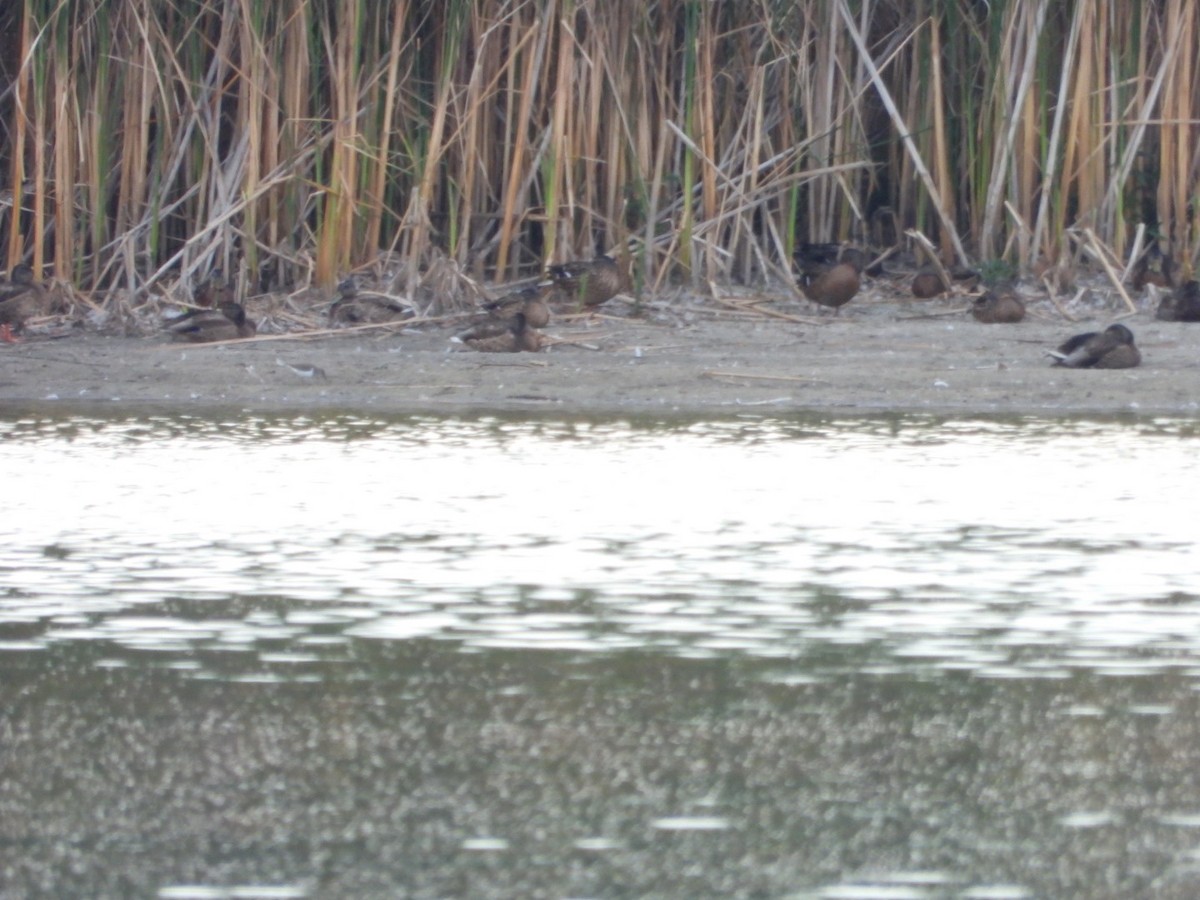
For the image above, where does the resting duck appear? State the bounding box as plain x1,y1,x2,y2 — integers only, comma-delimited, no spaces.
541,255,626,308
482,284,551,328
452,312,542,353
1132,247,1174,290
795,244,863,315
971,290,1026,323
911,265,980,299
0,264,47,343
911,269,945,298
194,271,235,308
1049,323,1140,369
328,277,411,325
167,301,257,342
1155,280,1200,322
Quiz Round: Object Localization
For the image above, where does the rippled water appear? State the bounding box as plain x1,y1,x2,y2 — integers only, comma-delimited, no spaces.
2,410,1200,898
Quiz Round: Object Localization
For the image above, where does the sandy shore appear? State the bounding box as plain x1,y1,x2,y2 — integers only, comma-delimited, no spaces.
2,289,1198,418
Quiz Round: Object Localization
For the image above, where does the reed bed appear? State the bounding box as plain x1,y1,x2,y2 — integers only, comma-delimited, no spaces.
1,0,1198,315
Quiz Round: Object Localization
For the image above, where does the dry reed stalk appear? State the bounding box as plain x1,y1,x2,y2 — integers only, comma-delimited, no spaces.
495,9,547,276
51,13,73,282
1122,223,1149,283
837,0,967,264
905,229,953,289
978,0,1048,259
313,0,361,288
709,293,822,325
702,370,822,384
1030,2,1085,265
362,0,410,256
6,0,1200,308
5,9,32,269
928,16,953,263
1067,4,1101,229
1078,228,1137,313
1160,0,1199,266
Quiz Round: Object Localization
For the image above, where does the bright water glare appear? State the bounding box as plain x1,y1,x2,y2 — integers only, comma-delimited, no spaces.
2,413,1198,668
2,411,1200,898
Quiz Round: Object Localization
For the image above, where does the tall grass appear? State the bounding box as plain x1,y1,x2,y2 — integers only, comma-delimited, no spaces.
1,0,1198,301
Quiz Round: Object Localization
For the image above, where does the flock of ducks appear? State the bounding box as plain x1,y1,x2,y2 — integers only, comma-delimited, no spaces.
790,241,1200,369
2,243,1196,370
451,254,628,351
796,242,1030,325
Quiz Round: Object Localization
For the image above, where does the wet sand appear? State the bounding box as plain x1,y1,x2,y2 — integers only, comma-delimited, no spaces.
1,291,1197,418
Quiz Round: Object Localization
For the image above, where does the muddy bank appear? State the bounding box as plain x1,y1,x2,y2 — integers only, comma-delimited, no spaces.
1,290,1197,419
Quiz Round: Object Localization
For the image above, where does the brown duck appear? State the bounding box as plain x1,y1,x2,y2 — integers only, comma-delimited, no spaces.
451,309,542,352
328,277,411,325
0,264,46,343
1155,280,1200,322
796,245,863,315
971,290,1025,323
541,255,626,308
453,312,542,353
1132,247,1174,290
912,266,979,298
911,269,946,298
1049,323,1140,369
168,301,257,342
482,285,551,328
194,271,235,308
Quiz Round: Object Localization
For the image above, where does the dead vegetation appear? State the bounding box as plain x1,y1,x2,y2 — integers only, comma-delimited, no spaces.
0,1,1197,336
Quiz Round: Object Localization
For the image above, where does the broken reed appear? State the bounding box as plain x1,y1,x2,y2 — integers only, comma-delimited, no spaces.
2,0,1199,296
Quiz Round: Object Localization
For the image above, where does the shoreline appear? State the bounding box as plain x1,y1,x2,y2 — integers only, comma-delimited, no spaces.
2,297,1198,420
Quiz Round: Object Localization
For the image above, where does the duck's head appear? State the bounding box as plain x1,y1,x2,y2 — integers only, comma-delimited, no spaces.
1104,323,1135,344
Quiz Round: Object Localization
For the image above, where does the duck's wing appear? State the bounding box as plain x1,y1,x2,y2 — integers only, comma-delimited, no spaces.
1049,331,1104,367
167,312,236,342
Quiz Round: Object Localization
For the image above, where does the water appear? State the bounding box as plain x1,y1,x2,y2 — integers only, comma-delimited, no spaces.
2,410,1199,898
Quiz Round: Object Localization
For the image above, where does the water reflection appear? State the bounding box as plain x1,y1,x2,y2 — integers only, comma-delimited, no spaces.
1,412,1197,677
2,411,1200,898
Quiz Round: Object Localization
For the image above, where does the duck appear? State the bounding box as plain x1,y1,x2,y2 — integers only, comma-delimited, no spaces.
194,271,235,308
481,284,551,328
276,358,328,381
541,255,626,308
0,264,46,343
911,269,946,298
971,290,1025,323
1131,247,1174,290
795,242,841,266
912,265,980,299
452,311,542,353
837,247,870,273
167,301,257,342
328,277,411,325
1049,323,1140,369
795,245,863,315
869,206,898,250
1155,280,1200,322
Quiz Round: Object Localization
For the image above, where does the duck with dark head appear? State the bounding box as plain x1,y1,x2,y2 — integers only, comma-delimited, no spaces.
794,244,864,315
1048,323,1140,369
1131,245,1174,290
482,284,552,328
453,311,542,353
1155,280,1200,322
541,254,628,309
167,301,257,342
